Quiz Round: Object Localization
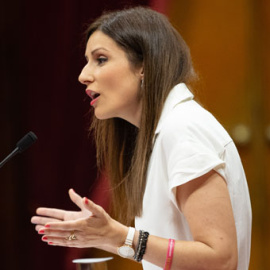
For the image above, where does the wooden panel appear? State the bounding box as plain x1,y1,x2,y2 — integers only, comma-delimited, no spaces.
169,0,252,127
260,0,270,267
168,0,270,269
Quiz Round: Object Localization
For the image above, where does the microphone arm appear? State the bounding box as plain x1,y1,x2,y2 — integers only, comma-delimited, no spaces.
0,148,20,169
0,131,38,169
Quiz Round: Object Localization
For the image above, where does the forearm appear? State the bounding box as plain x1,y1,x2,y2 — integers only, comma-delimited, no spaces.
99,229,237,270
142,234,237,270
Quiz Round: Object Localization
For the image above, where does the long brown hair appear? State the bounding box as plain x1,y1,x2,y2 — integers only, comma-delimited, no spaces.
86,6,195,224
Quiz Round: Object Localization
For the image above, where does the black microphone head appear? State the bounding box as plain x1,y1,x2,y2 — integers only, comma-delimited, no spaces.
16,131,38,153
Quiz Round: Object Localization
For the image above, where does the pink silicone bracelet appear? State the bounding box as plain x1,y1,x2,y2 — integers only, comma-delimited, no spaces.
163,239,175,270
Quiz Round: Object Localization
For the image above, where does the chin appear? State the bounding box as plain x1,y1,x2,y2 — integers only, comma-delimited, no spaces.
94,111,113,121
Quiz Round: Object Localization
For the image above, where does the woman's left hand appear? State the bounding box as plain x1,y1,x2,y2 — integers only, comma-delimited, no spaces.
31,189,128,250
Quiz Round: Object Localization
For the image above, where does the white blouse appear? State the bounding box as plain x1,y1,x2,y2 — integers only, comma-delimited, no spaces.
135,83,252,270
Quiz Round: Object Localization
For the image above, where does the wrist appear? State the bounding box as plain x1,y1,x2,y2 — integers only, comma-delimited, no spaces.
97,220,129,255
117,227,136,258
133,230,150,262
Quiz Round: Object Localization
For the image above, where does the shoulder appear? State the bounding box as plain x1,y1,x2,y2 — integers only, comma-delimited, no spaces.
157,100,232,152
160,100,222,137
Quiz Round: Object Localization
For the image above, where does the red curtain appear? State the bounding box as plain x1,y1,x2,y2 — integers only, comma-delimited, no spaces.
149,0,171,14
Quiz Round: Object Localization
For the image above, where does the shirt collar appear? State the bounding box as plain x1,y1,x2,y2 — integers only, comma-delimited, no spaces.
154,83,194,135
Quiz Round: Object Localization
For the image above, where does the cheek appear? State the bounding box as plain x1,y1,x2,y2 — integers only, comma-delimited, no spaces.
120,86,141,108
97,65,140,98
98,70,121,91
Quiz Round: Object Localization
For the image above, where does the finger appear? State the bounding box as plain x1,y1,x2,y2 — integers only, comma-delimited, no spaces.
42,236,79,248
31,216,62,225
36,207,66,220
83,197,105,218
69,189,84,209
35,225,45,231
45,219,81,231
39,228,74,239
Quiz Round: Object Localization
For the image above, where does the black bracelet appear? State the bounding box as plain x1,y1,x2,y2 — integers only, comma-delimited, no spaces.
134,230,149,262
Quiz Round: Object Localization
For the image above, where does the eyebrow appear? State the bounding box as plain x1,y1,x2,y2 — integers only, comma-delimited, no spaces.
91,47,109,55
85,47,109,61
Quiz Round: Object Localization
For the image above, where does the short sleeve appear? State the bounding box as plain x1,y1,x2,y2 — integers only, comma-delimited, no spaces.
160,123,226,191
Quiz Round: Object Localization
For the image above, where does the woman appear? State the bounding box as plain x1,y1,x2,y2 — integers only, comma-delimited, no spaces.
31,6,252,270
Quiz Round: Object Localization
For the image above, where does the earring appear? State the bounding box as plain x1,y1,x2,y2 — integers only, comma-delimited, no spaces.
141,79,144,88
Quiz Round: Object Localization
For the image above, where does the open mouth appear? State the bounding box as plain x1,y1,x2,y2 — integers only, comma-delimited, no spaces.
91,93,100,99
89,90,100,106
91,92,100,100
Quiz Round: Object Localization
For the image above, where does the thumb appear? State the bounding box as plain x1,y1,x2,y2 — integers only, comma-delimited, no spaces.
83,197,106,218
69,189,84,209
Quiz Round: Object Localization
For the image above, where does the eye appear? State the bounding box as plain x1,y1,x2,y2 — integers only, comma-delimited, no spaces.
97,56,107,65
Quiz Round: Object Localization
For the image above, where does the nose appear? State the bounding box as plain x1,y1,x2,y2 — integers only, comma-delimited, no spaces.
78,64,94,85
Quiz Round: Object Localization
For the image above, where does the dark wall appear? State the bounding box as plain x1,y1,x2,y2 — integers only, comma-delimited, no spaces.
0,1,149,269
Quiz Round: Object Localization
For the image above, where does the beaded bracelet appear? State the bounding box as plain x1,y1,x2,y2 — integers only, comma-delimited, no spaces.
134,230,149,262
163,239,175,270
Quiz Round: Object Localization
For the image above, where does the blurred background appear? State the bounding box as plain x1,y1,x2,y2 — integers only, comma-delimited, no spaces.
1,0,269,269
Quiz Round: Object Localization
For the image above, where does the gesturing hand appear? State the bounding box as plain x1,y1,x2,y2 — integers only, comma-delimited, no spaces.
31,189,92,232
31,189,128,250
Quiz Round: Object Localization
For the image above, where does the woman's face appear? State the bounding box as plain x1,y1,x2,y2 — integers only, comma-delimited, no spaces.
79,30,143,127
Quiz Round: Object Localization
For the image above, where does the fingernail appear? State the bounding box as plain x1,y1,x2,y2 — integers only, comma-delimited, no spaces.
38,230,45,234
45,224,50,228
48,242,53,245
42,236,48,241
84,197,88,204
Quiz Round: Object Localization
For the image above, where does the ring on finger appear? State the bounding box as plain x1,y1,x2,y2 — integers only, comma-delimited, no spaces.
66,231,77,241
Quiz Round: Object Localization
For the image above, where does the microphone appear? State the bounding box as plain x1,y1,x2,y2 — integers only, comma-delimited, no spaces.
0,131,38,169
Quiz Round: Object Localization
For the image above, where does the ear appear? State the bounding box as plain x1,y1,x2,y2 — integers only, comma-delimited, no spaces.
139,65,144,80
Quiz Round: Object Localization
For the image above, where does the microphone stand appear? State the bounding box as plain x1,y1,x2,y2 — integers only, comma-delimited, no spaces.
0,148,19,169
0,131,37,169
